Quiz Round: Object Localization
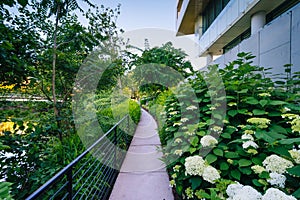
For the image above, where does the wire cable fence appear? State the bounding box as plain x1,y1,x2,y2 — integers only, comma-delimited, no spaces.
26,114,133,200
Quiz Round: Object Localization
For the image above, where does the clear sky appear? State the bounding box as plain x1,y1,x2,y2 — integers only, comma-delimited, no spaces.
99,0,177,31
79,0,206,68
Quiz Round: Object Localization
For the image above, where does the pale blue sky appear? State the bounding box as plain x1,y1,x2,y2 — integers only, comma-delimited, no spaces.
99,0,176,31
78,1,206,68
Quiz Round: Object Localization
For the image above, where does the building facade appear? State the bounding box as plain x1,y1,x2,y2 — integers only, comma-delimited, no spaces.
176,0,300,74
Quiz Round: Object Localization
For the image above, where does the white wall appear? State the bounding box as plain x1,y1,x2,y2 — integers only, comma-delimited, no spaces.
214,3,300,75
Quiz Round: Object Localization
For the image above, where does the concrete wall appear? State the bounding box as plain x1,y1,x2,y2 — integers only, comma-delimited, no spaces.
214,3,300,75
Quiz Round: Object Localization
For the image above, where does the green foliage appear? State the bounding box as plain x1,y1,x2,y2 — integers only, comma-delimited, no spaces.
0,182,13,200
127,42,194,105
0,1,134,199
158,52,300,199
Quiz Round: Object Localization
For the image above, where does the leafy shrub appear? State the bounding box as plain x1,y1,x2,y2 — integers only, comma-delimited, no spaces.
158,53,300,199
0,94,141,199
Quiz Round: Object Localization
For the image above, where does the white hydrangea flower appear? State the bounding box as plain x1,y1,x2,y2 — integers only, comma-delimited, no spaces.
262,154,294,174
180,118,189,122
202,165,220,183
227,184,262,200
174,149,183,156
174,138,183,143
185,131,195,136
242,141,259,149
262,188,297,200
241,134,254,141
281,107,291,113
200,135,218,147
169,111,179,115
226,182,243,197
240,186,262,199
289,149,300,164
210,126,223,134
173,122,182,126
267,172,286,188
168,107,174,111
184,155,206,176
186,105,197,110
251,165,266,174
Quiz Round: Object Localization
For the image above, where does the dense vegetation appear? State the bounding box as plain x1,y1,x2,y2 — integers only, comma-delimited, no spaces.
149,53,300,199
0,0,141,199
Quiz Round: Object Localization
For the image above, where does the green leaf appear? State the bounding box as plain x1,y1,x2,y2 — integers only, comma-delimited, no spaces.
246,97,259,105
221,132,231,139
279,138,300,145
239,167,252,175
228,110,238,117
252,179,263,187
189,147,197,154
259,100,268,107
252,157,263,165
190,136,199,147
269,146,291,158
258,171,269,179
292,187,300,199
270,125,287,134
0,182,13,200
238,109,248,114
213,148,223,156
220,162,229,170
269,100,287,106
225,152,239,159
238,159,252,167
268,111,281,117
206,154,217,164
287,165,300,177
189,177,202,190
255,130,276,143
252,109,266,115
237,89,248,94
230,170,241,180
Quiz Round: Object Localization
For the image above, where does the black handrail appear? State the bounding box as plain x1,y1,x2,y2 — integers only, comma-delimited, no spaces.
26,114,131,200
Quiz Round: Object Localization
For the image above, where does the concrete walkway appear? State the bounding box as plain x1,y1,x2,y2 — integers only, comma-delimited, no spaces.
109,109,174,200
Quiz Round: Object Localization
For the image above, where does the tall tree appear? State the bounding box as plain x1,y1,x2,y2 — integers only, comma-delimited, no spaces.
37,0,95,140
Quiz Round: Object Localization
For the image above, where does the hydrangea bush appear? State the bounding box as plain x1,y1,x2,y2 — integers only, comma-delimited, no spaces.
157,53,300,199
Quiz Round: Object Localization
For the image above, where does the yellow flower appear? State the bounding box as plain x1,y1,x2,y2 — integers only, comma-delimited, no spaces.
291,118,300,133
173,165,181,172
247,117,271,129
169,180,176,187
174,138,183,143
244,130,255,135
228,102,237,106
171,173,177,179
281,113,299,120
258,93,271,97
174,149,183,156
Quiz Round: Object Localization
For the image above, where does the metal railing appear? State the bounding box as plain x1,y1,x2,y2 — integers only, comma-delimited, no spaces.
26,115,133,200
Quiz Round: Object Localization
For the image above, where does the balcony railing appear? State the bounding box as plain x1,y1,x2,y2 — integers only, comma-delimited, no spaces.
26,114,133,200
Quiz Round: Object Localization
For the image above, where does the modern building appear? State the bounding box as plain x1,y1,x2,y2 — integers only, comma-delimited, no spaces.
176,0,300,74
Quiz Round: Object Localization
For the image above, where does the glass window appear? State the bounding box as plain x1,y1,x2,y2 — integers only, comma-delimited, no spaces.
202,0,231,34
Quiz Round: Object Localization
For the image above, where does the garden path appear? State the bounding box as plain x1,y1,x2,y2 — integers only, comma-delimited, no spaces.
109,109,174,200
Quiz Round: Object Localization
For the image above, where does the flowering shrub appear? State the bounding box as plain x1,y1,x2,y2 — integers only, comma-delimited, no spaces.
156,53,300,199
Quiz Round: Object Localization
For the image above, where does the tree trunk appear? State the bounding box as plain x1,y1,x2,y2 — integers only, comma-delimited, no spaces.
52,4,62,141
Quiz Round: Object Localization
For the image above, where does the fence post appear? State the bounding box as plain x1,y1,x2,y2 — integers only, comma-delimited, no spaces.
66,168,73,200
